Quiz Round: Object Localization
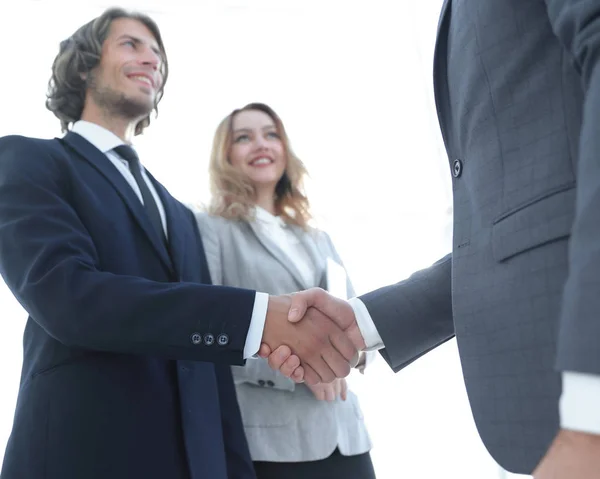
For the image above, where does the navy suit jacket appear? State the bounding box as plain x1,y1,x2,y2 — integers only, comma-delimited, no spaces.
0,132,256,479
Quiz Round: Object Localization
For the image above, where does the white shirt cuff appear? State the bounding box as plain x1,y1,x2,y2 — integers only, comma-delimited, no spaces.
364,350,377,368
356,350,378,374
242,292,269,359
559,371,600,435
347,297,384,351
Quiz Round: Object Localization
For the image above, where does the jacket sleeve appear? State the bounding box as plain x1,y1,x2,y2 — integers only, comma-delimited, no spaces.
0,136,255,365
360,254,455,372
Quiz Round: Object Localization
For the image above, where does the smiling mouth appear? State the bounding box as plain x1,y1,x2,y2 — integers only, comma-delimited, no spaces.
128,75,154,88
249,157,273,166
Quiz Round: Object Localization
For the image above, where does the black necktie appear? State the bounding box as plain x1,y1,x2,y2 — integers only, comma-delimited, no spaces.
113,145,166,243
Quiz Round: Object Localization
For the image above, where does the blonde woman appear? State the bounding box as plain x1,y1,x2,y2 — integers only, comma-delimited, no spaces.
193,103,375,479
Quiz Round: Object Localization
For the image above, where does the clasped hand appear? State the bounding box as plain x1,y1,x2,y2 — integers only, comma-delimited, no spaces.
260,288,365,385
307,378,348,402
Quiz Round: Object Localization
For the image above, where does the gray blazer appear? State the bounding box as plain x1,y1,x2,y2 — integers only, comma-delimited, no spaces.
193,211,371,462
362,0,600,475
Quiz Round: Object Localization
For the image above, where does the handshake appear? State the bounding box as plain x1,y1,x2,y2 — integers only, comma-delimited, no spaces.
258,288,366,385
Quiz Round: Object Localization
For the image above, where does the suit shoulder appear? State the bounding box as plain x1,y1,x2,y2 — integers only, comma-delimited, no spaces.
304,225,332,245
0,134,63,151
0,135,67,162
310,227,343,260
190,207,232,231
0,135,68,180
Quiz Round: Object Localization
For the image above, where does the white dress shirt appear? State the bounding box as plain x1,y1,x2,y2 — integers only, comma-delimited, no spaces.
347,296,600,435
70,121,267,359
253,206,316,286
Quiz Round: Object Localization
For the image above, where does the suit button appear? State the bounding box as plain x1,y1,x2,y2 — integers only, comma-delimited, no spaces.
267,380,275,387
217,333,229,346
452,159,463,178
258,380,266,387
191,333,202,345
204,334,215,346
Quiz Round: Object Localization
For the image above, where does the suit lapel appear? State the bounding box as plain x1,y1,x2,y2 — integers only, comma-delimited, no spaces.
433,0,452,153
247,220,312,290
61,132,174,274
291,226,324,288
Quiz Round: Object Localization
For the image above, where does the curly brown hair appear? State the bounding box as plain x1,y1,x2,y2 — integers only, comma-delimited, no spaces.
208,103,312,228
46,7,168,135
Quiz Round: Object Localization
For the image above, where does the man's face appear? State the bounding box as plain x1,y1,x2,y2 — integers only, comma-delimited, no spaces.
86,18,164,121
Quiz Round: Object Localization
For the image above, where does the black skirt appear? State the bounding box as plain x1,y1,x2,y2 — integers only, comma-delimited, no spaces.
253,448,376,479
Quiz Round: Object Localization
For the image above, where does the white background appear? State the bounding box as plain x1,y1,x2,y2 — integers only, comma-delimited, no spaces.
0,1,523,477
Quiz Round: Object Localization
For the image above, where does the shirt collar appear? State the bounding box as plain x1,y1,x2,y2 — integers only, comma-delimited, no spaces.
254,206,287,228
70,121,126,154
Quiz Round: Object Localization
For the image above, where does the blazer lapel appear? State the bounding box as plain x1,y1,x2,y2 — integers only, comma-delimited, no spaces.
247,220,311,290
291,226,324,289
61,132,174,274
433,0,452,152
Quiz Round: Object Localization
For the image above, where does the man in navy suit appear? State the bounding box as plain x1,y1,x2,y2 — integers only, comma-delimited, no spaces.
0,8,355,479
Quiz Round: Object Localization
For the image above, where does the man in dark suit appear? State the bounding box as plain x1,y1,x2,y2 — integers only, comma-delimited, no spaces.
267,0,600,477
0,8,356,479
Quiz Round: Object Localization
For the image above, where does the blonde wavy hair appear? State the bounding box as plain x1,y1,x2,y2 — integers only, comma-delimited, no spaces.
208,103,312,228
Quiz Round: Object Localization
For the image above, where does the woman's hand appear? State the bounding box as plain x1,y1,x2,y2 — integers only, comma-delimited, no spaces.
306,378,348,401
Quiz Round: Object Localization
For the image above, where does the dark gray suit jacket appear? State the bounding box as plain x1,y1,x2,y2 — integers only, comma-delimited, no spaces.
361,0,600,474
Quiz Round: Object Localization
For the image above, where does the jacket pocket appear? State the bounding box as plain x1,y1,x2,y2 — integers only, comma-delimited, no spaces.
492,184,575,262
235,384,294,427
